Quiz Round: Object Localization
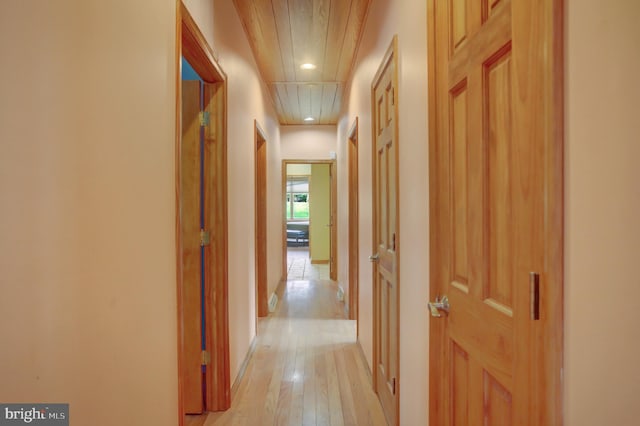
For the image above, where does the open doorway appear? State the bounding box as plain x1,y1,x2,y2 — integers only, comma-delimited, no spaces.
177,3,229,424
282,160,337,282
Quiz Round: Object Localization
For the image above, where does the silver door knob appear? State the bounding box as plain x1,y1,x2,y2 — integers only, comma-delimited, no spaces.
369,253,379,262
428,296,449,317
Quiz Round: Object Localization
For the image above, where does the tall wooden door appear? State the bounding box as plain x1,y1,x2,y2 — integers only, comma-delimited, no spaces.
179,6,231,418
255,124,268,317
202,81,230,411
329,162,338,281
372,37,399,426
181,80,204,414
348,119,359,322
428,0,563,425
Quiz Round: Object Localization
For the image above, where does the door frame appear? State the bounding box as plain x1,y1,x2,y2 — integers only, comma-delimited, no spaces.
176,1,230,422
281,159,337,281
426,0,564,423
348,118,359,326
254,120,268,318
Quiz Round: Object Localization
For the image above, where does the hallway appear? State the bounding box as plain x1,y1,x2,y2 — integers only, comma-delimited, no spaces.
186,278,386,426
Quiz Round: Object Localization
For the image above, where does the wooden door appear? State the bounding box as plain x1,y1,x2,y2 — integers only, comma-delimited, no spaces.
255,124,268,317
329,162,338,281
181,80,204,414
427,0,564,424
372,37,399,426
202,81,231,411
348,119,359,322
179,5,231,420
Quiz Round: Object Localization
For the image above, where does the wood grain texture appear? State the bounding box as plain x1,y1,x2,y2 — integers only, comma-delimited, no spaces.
330,161,338,281
181,79,204,415
427,0,564,424
255,121,268,318
203,81,231,412
233,0,370,124
348,118,359,324
178,3,231,419
187,278,387,426
371,36,399,426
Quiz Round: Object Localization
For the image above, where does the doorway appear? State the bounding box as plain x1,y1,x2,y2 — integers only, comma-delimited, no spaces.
177,2,229,423
282,160,337,282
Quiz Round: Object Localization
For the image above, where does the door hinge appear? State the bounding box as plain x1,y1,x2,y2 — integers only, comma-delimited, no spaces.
199,111,210,127
200,229,211,247
201,350,210,366
530,272,540,321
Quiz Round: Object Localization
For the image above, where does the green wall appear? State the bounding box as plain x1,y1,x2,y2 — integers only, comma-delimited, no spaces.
309,164,331,262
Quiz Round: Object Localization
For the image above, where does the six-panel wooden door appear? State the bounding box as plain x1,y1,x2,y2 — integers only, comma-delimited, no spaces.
372,37,400,426
428,0,563,424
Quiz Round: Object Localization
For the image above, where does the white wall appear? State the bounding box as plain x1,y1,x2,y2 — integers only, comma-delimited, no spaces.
565,1,640,424
0,0,178,424
280,125,337,160
337,0,430,424
0,1,283,423
185,0,283,381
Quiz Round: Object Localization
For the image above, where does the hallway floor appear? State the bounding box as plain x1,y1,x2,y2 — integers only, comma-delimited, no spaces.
286,247,330,281
185,278,386,426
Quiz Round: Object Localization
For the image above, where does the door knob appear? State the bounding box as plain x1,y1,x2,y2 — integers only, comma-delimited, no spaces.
369,253,379,262
428,296,449,317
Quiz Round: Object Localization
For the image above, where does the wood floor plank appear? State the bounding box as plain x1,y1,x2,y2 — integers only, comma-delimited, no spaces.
274,329,297,425
302,337,317,425
335,345,359,426
324,347,345,426
191,279,387,426
314,347,330,426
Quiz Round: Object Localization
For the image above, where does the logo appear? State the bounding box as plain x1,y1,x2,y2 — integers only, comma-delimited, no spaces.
0,404,68,426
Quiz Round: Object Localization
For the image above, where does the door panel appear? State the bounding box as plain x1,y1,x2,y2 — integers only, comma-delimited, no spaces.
348,120,359,322
202,81,231,411
429,0,563,424
372,38,399,426
255,128,268,317
181,80,203,414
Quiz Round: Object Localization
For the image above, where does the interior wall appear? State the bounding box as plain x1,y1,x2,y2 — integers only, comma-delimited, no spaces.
0,1,178,425
287,164,312,175
565,1,640,424
280,125,337,159
309,164,331,262
185,0,283,381
337,0,429,423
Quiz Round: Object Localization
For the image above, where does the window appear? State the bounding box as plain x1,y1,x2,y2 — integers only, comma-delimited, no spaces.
286,176,309,220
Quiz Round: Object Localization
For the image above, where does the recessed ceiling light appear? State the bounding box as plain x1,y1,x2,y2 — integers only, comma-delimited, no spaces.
304,117,315,122
300,63,316,70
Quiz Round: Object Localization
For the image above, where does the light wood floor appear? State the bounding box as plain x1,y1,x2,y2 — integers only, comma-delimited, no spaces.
185,279,387,426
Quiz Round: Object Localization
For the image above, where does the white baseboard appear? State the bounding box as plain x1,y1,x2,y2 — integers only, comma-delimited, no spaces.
268,292,278,313
337,285,345,302
231,336,257,399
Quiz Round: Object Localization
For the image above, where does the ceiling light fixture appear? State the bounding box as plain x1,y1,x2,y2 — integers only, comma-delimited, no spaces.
300,63,316,70
304,117,315,122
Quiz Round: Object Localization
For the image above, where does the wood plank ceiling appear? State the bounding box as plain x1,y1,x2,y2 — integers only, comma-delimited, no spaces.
233,0,371,125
